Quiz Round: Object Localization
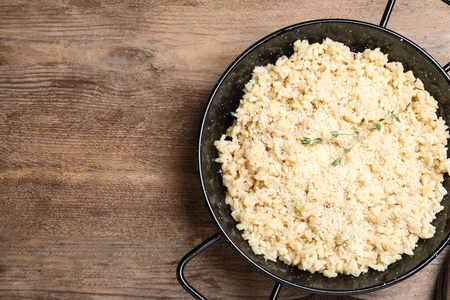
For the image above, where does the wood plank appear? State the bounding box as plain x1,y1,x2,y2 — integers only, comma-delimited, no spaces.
0,0,448,298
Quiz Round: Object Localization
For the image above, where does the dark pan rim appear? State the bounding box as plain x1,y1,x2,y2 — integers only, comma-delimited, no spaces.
197,18,450,295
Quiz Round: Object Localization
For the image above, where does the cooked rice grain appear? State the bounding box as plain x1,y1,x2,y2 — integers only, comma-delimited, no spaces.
214,38,450,277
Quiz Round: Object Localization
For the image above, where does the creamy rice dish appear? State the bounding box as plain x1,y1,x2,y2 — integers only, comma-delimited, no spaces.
214,38,450,277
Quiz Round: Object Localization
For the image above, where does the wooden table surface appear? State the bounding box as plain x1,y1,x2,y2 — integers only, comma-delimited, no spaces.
0,0,449,299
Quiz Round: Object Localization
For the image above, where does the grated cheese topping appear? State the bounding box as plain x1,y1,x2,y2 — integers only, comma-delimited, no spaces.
214,38,450,277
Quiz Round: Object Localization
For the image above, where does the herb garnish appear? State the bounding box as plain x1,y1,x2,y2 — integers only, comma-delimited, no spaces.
301,101,417,166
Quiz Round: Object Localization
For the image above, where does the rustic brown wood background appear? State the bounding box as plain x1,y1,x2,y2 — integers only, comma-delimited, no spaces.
0,0,449,299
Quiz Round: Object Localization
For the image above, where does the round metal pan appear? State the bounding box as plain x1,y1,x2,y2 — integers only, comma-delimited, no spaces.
178,1,450,298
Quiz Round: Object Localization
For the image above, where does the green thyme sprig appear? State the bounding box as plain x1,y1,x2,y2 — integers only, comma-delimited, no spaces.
301,131,353,146
301,100,417,166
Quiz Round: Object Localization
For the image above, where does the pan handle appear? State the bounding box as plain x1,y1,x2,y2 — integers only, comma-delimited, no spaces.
444,62,450,73
379,0,396,28
381,0,450,73
381,0,450,28
379,0,450,74
176,232,283,299
176,232,223,300
270,281,283,299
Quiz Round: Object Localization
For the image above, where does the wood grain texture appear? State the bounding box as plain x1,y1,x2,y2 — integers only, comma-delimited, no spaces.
0,0,448,299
